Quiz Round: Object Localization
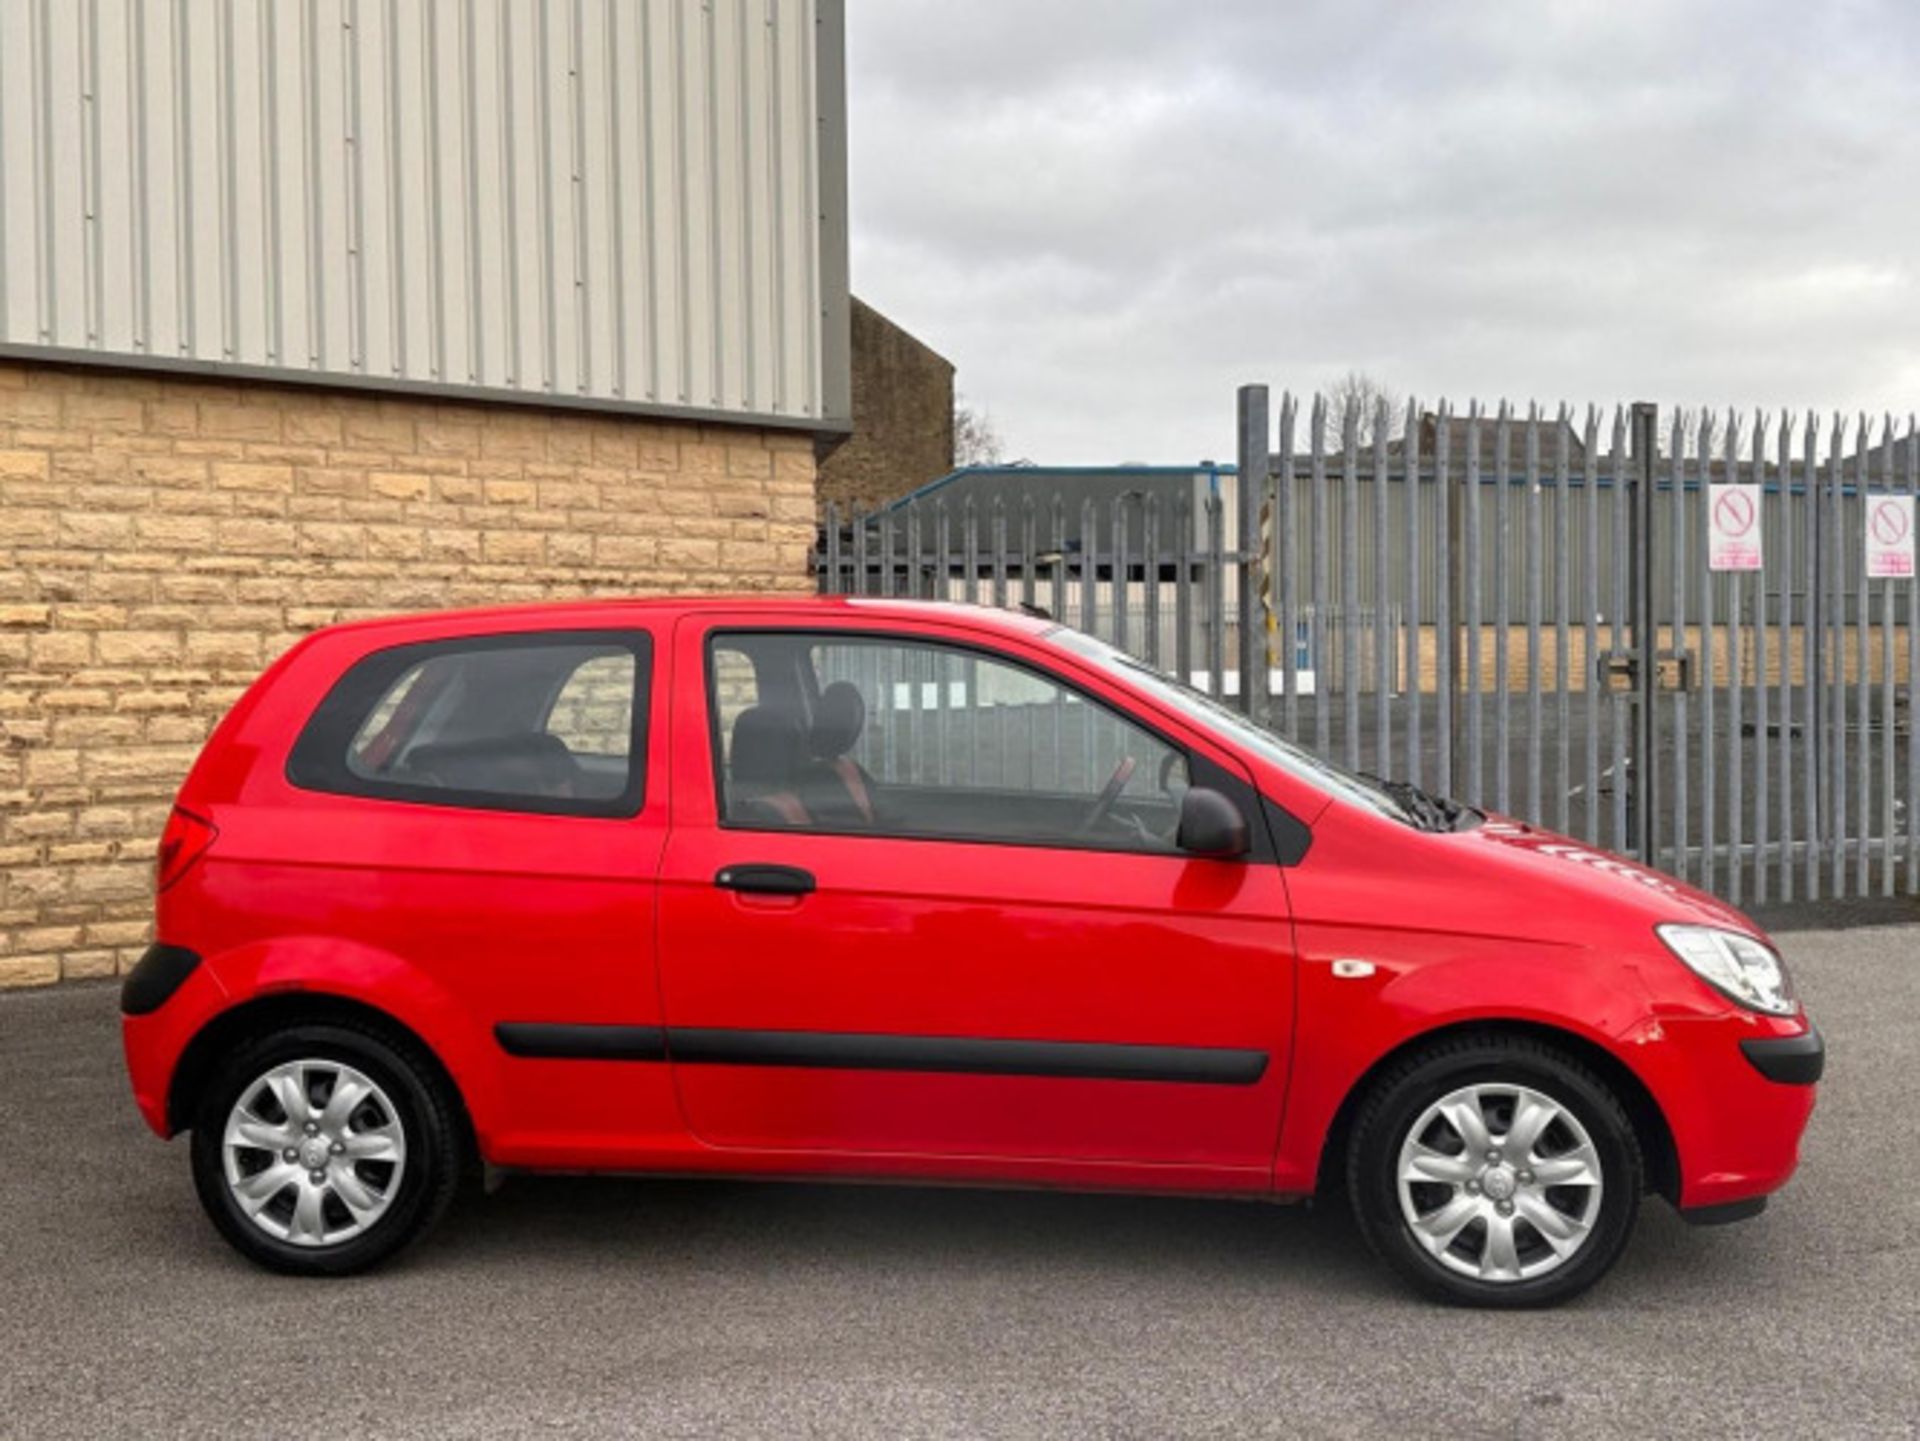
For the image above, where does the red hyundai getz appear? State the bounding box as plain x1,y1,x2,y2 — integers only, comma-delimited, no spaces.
120,597,1820,1306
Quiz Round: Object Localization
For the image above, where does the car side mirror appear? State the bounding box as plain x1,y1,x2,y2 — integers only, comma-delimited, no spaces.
1176,786,1249,859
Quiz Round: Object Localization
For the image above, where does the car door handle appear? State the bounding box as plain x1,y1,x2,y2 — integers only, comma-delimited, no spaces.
714,864,816,896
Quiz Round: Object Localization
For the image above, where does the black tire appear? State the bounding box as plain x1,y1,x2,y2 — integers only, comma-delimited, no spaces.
189,1022,462,1275
1346,1034,1643,1308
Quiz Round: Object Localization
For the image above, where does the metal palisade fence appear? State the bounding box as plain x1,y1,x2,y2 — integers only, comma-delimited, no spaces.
818,388,1917,906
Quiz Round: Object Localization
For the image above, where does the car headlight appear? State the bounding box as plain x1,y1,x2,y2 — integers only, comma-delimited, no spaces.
1656,924,1797,1016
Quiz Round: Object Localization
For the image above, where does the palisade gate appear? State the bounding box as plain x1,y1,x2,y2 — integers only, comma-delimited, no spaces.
817,387,1917,905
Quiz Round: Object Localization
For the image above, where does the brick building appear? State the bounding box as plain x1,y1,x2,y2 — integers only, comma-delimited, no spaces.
817,298,956,515
0,2,849,987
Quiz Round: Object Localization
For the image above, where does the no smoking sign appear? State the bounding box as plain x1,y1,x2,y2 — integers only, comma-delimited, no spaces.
1707,483,1763,572
1866,495,1915,579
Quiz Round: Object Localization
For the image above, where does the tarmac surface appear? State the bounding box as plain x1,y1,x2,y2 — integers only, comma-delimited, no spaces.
1,924,1914,1439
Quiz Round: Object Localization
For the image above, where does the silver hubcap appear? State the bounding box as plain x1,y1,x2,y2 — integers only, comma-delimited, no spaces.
1396,1082,1604,1284
222,1059,407,1248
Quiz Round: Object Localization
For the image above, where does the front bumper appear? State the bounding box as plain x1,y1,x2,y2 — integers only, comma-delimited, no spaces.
1630,1010,1820,1212
1677,1022,1823,1225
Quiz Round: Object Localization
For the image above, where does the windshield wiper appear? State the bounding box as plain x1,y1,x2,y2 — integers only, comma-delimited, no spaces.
1360,774,1475,832
1358,772,1443,829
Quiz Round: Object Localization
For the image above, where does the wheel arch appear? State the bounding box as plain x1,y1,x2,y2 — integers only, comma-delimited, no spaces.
166,991,480,1173
1312,1018,1680,1205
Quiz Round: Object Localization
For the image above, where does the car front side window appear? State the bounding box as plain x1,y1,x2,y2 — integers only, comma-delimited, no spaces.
709,631,1190,853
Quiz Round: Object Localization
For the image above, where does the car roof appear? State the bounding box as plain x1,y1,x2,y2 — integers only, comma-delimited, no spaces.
305,594,1060,644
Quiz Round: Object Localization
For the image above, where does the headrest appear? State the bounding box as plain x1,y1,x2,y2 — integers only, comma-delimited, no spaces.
810,681,866,760
730,707,805,791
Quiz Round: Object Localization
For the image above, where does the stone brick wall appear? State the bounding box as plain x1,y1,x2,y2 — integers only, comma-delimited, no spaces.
0,359,816,988
816,298,955,515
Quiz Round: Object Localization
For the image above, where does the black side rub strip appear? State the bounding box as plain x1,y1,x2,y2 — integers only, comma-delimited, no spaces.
1739,1026,1825,1085
120,944,202,1016
494,1024,1268,1084
667,1029,1269,1085
495,1023,668,1061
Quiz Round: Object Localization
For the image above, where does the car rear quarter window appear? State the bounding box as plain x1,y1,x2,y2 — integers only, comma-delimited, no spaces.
288,631,651,817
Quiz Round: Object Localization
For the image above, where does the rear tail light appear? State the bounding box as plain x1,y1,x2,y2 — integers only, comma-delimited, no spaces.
156,807,218,892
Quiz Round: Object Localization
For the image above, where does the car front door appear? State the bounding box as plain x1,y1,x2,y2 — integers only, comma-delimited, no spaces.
655,615,1298,1181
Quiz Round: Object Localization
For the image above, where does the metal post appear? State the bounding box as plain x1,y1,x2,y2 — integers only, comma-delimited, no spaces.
1342,406,1361,768
1143,494,1162,668
1237,386,1271,720
1207,490,1227,702
853,507,869,596
1464,407,1484,805
1174,493,1193,686
1437,406,1457,798
1803,414,1821,899
825,502,843,596
1311,399,1330,752
1443,401,1451,794
1372,403,1392,772
1631,402,1658,864
1019,497,1036,611
1278,394,1299,737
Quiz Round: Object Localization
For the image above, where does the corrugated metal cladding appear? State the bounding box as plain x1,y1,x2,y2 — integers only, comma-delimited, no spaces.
0,0,849,430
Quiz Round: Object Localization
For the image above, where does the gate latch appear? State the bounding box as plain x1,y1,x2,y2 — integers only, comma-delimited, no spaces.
1596,648,1695,692
1596,651,1637,692
1656,649,1695,692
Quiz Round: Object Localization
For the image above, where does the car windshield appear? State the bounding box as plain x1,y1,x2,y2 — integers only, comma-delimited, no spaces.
1047,627,1417,826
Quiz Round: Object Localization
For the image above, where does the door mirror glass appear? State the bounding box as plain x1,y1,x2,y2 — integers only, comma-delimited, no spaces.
1176,787,1249,858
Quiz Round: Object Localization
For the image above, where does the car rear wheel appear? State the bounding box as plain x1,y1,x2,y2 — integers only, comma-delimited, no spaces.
1347,1035,1642,1307
189,1023,460,1275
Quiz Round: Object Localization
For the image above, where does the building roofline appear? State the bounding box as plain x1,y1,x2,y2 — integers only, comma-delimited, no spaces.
849,295,956,374
0,344,852,437
874,462,1239,514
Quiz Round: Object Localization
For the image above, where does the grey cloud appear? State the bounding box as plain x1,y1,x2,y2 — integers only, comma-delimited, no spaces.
847,0,1920,461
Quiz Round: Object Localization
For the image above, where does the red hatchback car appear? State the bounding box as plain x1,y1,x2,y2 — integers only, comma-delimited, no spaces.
121,597,1820,1305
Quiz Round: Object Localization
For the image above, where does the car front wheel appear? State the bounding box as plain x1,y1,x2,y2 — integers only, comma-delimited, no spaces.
1348,1035,1643,1307
189,1022,461,1275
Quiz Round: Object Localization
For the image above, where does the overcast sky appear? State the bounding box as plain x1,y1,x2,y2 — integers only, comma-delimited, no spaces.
845,1,1920,465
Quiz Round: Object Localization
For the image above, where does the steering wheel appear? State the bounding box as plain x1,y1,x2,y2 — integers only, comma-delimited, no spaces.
1078,755,1137,835
1157,750,1188,794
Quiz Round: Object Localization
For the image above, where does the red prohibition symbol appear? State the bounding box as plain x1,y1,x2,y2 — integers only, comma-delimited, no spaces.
1713,488,1756,538
1870,499,1910,546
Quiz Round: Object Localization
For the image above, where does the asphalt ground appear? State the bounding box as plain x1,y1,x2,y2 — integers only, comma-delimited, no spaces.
1,927,1915,1439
